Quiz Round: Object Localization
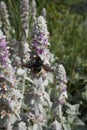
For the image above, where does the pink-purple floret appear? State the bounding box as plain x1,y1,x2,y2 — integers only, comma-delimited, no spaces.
32,32,49,55
0,37,9,67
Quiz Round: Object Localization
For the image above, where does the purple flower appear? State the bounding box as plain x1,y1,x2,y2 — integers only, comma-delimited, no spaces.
31,16,52,66
37,48,44,54
0,31,15,85
0,36,9,67
59,99,65,105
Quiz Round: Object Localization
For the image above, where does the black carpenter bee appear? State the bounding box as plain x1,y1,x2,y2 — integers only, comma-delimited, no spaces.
22,54,53,73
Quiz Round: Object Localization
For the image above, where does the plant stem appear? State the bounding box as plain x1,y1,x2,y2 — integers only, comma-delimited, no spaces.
6,117,12,130
20,70,26,112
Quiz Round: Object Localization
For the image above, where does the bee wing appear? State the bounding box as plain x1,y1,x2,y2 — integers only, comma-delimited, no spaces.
22,55,42,69
22,61,33,68
43,64,54,72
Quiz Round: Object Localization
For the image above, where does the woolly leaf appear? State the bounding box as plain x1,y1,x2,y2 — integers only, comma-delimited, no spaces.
13,121,27,130
17,68,25,76
33,123,42,130
49,120,63,130
63,123,71,130
43,91,52,107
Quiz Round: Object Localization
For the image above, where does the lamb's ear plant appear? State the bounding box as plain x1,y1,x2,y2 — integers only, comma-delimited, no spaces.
49,64,68,130
23,15,54,129
0,1,11,40
0,1,20,69
0,30,23,130
49,63,85,130
31,0,37,23
18,0,30,116
20,0,29,41
19,0,30,63
41,8,47,18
